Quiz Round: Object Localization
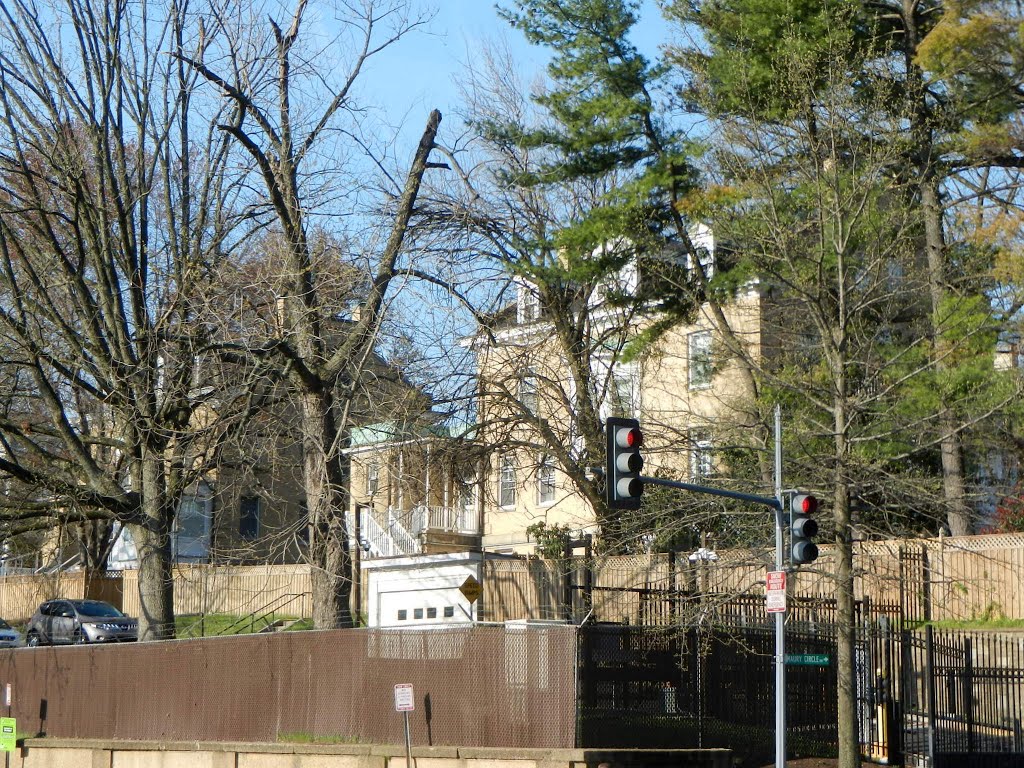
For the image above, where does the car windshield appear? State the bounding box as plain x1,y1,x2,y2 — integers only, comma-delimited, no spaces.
0,620,10,630
74,601,124,618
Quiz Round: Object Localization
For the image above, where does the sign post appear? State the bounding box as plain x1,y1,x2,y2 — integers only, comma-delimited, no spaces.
1,683,14,766
394,684,414,767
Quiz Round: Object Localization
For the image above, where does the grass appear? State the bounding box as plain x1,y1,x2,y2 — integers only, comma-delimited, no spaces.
175,613,313,638
911,617,1024,631
277,731,362,745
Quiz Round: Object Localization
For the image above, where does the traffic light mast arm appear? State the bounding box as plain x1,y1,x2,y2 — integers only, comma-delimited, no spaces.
636,475,783,511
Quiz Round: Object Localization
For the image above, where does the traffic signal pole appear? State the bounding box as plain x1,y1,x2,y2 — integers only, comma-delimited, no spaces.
621,406,788,768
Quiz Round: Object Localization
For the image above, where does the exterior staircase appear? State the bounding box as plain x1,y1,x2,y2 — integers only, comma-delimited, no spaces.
351,505,479,559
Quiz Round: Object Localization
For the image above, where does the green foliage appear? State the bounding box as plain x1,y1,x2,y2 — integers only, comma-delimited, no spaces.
277,732,363,745
526,521,575,559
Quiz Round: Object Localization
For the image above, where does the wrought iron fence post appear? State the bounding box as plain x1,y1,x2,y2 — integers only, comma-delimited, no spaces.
964,636,974,754
926,625,937,766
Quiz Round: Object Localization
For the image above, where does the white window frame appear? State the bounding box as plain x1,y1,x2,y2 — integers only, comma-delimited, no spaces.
519,370,539,416
537,456,556,506
690,431,714,481
366,460,380,496
517,283,541,324
688,331,713,390
499,455,517,508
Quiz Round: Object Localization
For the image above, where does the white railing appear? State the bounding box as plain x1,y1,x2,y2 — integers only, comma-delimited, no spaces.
387,509,420,555
352,505,479,560
421,505,476,533
353,510,401,558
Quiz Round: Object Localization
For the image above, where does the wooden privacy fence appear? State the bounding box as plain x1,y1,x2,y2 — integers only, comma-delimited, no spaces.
481,532,1024,624
0,572,122,622
0,564,312,622
121,563,313,619
0,532,1020,624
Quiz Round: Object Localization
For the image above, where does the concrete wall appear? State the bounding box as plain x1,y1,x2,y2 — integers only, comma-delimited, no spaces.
9,740,733,768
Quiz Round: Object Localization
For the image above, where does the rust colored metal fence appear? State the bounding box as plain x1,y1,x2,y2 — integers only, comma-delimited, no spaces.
0,625,577,748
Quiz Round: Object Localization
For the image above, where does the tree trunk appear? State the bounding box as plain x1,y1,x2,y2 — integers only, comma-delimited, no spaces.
921,177,972,536
834,479,860,768
302,388,354,629
131,457,175,640
833,374,861,768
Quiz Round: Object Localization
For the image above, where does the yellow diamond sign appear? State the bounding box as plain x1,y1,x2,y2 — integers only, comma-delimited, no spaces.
459,575,482,604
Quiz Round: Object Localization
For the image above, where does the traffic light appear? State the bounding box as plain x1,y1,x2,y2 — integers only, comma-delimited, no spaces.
790,493,819,565
605,417,644,510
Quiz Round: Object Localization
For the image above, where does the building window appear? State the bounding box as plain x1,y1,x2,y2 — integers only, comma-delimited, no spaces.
366,460,379,496
414,608,424,620
427,607,437,619
690,431,713,481
517,284,541,324
443,606,454,618
239,496,260,539
499,455,517,508
538,456,556,505
519,371,538,416
397,610,407,621
688,331,713,390
610,368,636,417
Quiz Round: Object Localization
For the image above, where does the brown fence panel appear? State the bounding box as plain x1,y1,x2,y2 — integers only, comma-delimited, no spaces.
0,625,578,747
121,564,312,619
481,560,563,622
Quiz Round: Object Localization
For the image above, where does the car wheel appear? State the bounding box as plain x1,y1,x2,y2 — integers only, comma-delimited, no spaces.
26,632,40,647
72,629,87,645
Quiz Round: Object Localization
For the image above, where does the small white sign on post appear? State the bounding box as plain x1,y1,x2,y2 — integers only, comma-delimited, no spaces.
394,683,415,712
766,570,787,614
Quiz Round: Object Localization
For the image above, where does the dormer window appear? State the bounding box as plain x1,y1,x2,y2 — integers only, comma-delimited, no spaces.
688,223,716,279
517,283,541,324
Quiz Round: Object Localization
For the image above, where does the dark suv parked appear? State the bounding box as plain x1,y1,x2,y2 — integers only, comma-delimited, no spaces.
25,599,138,645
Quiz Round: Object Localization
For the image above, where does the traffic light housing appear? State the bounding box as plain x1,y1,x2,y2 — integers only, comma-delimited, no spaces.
790,493,819,565
605,417,644,510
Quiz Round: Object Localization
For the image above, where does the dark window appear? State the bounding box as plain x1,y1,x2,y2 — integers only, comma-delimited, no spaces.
239,496,260,539
427,607,437,619
414,608,424,620
296,502,309,546
443,606,454,618
397,610,407,621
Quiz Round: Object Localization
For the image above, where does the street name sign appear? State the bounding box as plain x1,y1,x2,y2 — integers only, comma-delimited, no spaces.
785,654,830,666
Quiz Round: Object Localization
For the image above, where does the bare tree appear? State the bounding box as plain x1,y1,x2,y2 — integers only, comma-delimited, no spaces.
0,0,246,638
181,0,445,628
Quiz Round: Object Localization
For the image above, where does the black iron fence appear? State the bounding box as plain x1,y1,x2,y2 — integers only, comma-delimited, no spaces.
573,589,1024,768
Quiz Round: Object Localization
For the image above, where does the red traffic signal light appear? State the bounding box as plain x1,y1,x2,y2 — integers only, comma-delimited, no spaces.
605,417,644,510
790,493,819,565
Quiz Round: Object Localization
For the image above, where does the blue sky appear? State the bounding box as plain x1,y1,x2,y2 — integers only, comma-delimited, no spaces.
358,0,670,150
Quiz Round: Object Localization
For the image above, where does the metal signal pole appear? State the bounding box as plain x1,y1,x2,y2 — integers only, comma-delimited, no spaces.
774,405,786,768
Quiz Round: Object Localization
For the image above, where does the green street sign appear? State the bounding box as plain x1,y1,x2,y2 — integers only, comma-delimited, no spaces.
785,654,830,666
0,717,16,752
